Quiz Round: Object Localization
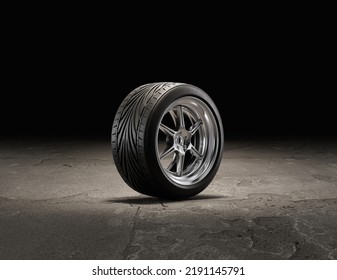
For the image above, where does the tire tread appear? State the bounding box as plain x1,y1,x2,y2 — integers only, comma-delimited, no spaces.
111,82,181,196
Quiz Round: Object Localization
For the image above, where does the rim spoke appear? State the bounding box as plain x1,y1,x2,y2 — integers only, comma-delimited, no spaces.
190,144,203,158
176,153,185,176
169,110,178,128
160,145,175,159
177,105,185,129
159,123,175,137
189,119,203,135
167,152,177,171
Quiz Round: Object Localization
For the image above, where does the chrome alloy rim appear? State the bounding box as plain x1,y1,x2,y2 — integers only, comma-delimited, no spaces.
156,96,220,186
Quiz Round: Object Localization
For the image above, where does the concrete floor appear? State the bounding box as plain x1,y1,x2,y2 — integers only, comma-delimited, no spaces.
0,136,336,260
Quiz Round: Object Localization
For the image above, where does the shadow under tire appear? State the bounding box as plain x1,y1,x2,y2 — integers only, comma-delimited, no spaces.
111,82,224,199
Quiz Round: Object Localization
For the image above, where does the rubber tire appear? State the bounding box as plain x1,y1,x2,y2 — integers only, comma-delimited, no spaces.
111,82,224,199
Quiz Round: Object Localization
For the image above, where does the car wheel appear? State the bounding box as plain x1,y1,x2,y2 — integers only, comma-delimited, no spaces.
111,82,224,199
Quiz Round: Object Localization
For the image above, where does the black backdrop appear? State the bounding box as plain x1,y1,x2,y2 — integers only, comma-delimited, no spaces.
2,9,335,140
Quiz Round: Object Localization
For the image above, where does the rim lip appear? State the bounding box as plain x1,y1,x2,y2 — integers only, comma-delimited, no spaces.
155,96,220,187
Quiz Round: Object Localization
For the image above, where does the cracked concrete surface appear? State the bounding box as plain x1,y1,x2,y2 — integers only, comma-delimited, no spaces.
0,137,336,259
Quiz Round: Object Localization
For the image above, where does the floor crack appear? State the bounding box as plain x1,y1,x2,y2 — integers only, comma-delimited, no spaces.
122,206,141,259
33,159,44,166
292,217,334,259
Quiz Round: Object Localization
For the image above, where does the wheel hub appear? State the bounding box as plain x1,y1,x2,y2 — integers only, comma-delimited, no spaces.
174,128,191,154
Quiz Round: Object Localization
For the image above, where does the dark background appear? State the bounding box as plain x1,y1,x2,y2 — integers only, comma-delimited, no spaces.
2,7,335,141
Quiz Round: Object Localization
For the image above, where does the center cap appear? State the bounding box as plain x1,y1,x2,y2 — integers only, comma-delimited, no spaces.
174,129,191,153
